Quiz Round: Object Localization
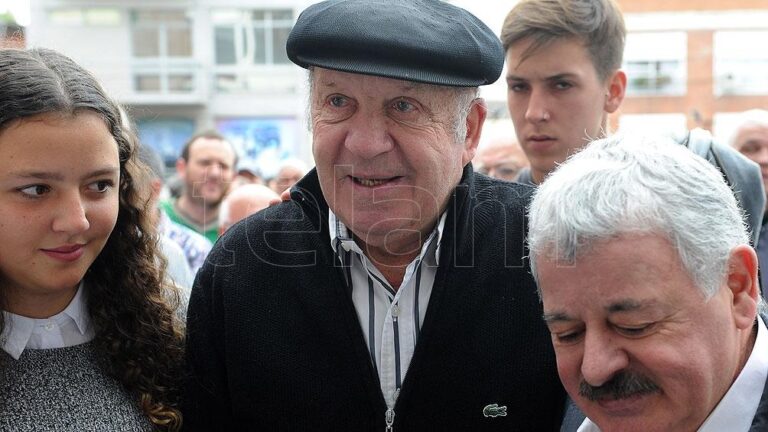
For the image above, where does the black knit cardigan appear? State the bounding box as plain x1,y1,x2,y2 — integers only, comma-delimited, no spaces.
183,165,566,431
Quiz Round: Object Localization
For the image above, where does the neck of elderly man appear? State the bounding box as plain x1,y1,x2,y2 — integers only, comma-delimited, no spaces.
308,67,484,289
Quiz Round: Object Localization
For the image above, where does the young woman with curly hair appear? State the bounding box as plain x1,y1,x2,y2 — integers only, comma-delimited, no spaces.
0,47,185,431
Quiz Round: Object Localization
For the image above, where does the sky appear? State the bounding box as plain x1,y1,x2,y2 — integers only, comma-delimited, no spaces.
0,0,30,26
451,1,520,35
0,1,517,32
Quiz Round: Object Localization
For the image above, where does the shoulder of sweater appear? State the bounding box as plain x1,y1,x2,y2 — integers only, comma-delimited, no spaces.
464,174,534,210
201,199,330,274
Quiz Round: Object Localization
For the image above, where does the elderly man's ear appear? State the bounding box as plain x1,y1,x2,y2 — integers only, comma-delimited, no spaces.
727,244,761,330
462,99,488,165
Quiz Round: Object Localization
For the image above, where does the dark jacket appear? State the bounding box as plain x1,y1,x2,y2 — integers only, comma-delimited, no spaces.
751,370,768,432
681,128,766,247
183,165,566,431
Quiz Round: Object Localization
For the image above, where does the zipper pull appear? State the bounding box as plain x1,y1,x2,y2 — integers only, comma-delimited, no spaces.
385,388,401,432
385,408,395,432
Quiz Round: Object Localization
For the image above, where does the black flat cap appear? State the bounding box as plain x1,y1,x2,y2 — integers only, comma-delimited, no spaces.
287,0,503,87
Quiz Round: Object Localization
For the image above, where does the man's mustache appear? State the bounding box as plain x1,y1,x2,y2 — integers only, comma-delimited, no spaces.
579,371,660,401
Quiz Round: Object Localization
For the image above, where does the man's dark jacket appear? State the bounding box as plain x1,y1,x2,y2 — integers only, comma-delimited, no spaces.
751,362,768,431
183,165,566,431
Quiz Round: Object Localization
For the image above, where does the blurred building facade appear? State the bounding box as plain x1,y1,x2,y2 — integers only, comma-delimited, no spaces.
615,0,768,142
26,0,315,178
24,0,768,161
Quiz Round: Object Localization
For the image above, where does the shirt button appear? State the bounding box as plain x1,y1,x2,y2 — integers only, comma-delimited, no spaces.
392,304,400,318
44,323,54,331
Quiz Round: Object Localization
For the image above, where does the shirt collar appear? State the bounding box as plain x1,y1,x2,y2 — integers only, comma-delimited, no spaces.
328,210,447,266
699,314,768,432
1,281,91,360
60,280,91,335
578,315,768,432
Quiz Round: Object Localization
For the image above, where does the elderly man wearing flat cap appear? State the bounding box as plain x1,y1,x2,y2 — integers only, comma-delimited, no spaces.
183,1,566,430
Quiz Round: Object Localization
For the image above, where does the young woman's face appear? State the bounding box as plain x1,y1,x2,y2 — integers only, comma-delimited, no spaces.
0,111,120,318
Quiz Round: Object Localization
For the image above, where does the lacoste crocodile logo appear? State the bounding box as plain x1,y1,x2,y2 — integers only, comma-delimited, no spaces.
483,403,507,418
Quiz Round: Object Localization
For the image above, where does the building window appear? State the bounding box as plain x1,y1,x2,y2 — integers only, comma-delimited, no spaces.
48,8,121,26
623,32,687,96
212,9,294,93
618,113,688,141
714,31,768,96
216,118,301,179
131,10,192,59
136,118,196,169
130,10,197,95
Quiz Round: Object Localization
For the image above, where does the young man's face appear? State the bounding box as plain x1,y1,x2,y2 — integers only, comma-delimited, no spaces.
505,37,625,183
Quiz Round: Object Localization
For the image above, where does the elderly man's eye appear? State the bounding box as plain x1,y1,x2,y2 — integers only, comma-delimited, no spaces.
553,330,583,345
393,99,416,113
615,324,652,338
741,145,759,154
329,95,348,108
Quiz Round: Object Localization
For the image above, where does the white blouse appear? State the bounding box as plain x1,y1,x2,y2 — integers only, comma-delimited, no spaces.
1,282,95,360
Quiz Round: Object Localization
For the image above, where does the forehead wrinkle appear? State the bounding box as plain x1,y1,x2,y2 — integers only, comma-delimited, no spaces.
606,299,652,314
320,79,338,88
544,299,659,322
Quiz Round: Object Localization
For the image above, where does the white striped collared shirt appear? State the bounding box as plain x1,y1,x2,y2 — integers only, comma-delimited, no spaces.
329,211,446,410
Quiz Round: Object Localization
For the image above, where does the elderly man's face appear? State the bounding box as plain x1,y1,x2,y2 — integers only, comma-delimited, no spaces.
475,140,528,181
537,234,757,432
271,166,304,194
311,68,480,257
733,123,768,198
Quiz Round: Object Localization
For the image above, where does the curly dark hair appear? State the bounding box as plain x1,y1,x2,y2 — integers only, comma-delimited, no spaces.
0,47,184,431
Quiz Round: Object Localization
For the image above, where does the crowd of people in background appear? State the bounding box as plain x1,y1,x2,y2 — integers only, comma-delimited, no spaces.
2,0,768,431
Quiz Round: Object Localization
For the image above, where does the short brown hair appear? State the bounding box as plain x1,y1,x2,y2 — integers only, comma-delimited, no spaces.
500,0,625,81
179,129,235,163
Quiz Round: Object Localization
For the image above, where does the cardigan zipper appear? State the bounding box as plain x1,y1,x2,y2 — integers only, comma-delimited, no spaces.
385,388,400,432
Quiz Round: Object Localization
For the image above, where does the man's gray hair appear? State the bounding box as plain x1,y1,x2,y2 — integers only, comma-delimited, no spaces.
729,109,768,148
528,134,750,299
306,69,479,144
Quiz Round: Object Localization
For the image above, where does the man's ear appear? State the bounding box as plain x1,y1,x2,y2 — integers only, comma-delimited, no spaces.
176,157,187,177
150,178,163,201
726,244,760,330
462,98,487,165
604,69,626,114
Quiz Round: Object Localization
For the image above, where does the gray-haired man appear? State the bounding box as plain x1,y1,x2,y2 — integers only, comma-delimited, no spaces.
183,0,566,430
529,135,768,432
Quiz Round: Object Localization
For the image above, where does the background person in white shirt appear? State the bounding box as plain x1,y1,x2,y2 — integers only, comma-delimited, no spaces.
528,134,768,432
137,143,195,292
